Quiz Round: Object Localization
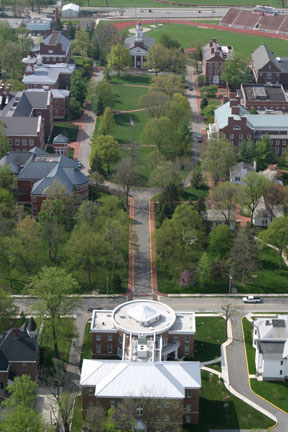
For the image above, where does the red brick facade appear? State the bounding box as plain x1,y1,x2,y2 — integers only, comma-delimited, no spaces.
8,119,45,152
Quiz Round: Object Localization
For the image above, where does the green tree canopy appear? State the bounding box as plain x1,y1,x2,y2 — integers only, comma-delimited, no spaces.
147,43,169,75
91,135,120,174
3,375,38,409
221,54,251,90
107,43,131,77
98,106,115,136
0,121,11,158
151,74,185,96
0,289,18,334
90,80,116,115
209,224,234,259
229,227,259,284
260,216,288,270
237,140,256,165
213,181,239,226
241,171,270,226
202,139,237,186
255,135,274,171
141,116,175,156
159,32,181,48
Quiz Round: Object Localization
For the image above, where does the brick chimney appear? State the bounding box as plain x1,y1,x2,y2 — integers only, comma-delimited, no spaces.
54,7,59,22
223,95,229,104
212,37,217,43
231,106,240,115
0,85,4,97
6,84,10,98
229,99,238,107
13,328,20,339
209,40,213,47
211,47,214,54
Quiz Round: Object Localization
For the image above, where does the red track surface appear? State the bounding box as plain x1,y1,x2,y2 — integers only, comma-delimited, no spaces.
114,19,288,40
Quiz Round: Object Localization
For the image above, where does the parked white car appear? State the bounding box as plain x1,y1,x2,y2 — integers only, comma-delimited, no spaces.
242,295,261,303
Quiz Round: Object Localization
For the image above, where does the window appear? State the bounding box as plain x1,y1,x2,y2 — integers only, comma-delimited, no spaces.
280,370,283,375
185,336,190,343
282,147,286,154
107,343,113,354
0,382,3,389
275,146,280,154
165,401,170,408
88,388,94,396
185,345,190,355
96,343,101,354
37,111,41,117
283,140,286,145
239,134,243,139
96,334,101,341
157,400,161,408
186,415,191,423
186,404,192,412
55,100,59,106
88,402,93,407
281,361,283,366
48,50,53,54
108,334,113,341
110,400,115,408
164,414,169,421
29,139,34,147
9,139,13,146
156,415,161,422
262,219,268,226
22,363,27,372
15,139,20,146
173,336,178,343
276,140,280,145
233,126,240,131
187,390,192,398
230,134,234,139
22,139,27,146
136,405,143,416
53,57,56,62
235,176,240,182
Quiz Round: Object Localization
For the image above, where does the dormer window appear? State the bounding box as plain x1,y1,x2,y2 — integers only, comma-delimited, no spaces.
233,126,241,130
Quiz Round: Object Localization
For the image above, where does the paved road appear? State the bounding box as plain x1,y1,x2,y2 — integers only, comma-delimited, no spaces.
99,6,229,19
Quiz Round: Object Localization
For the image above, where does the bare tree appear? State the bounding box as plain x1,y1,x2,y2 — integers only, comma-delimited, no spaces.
113,158,139,208
139,91,170,118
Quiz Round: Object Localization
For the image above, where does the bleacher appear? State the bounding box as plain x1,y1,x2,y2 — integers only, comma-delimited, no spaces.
221,7,288,34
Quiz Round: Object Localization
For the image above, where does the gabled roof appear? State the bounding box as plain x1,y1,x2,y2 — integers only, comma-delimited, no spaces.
252,43,281,71
62,3,80,11
124,34,155,51
254,195,284,219
0,324,38,371
22,62,75,85
42,32,70,54
27,316,37,332
207,209,235,222
53,134,68,144
230,162,254,176
214,101,250,130
80,360,201,398
0,117,40,136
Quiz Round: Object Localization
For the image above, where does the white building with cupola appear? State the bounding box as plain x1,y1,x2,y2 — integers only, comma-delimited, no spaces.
124,22,155,69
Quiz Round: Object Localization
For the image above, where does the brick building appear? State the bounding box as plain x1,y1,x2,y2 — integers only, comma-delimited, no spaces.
240,83,288,112
80,300,201,428
22,55,75,90
0,147,88,216
251,43,288,88
0,317,39,399
40,31,71,64
208,98,288,155
124,22,155,69
202,37,233,86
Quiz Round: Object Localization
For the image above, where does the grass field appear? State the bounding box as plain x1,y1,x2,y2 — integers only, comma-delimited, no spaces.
147,23,288,57
68,0,283,8
242,318,256,375
113,84,148,111
110,73,152,86
187,370,274,431
192,316,226,362
113,110,147,144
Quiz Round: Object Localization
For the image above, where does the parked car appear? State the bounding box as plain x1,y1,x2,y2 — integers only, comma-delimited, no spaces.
148,68,156,73
196,133,202,142
242,295,261,303
77,161,82,169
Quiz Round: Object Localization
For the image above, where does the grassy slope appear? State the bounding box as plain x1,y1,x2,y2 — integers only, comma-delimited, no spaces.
70,0,282,8
242,318,256,375
193,316,226,362
112,85,149,111
147,23,288,57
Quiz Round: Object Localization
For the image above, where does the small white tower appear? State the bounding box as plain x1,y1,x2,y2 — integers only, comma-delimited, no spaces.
135,21,144,43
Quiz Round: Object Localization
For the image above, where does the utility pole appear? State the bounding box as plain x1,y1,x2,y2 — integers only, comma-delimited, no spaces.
106,275,109,296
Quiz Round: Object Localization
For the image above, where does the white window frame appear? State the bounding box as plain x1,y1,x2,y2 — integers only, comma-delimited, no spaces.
96,343,101,354
136,405,143,416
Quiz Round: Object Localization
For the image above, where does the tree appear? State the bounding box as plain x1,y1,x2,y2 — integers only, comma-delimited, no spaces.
147,43,169,75
157,181,182,224
149,160,183,192
167,48,186,74
199,85,218,98
66,20,76,39
255,135,274,171
54,16,63,31
107,43,130,77
70,69,88,105
98,107,115,136
159,32,180,48
68,97,82,120
242,171,270,226
0,289,18,334
229,227,259,284
202,139,237,186
237,140,256,165
113,157,139,207
3,375,37,408
7,216,43,276
200,97,208,110
91,135,120,174
0,121,11,158
213,182,239,226
0,406,49,432
221,54,250,90
221,303,234,338
92,22,119,64
151,74,185,96
73,29,89,56
141,117,175,156
197,252,211,288
139,91,170,118
263,183,288,222
260,217,288,270
191,164,204,189
209,224,234,259
2,41,22,78
156,204,206,279
190,41,202,73
64,223,101,290
30,266,79,359
52,391,76,432
90,80,115,115
74,200,99,225
39,199,64,262
0,165,14,190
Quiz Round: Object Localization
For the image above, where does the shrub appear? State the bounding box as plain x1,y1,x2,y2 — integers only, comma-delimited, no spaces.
197,74,205,87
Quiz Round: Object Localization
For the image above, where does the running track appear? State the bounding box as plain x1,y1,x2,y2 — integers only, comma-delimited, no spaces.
114,20,288,40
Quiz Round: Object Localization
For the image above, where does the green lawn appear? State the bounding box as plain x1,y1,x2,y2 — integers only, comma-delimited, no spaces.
242,318,256,375
238,246,288,294
135,146,157,183
186,371,274,431
80,321,92,368
147,23,288,57
243,317,288,413
71,395,83,432
192,316,226,362
113,111,148,144
49,122,79,144
181,185,209,201
110,73,152,86
112,84,149,111
39,318,75,369
69,0,283,7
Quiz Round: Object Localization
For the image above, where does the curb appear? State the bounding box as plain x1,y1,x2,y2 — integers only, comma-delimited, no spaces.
128,196,135,300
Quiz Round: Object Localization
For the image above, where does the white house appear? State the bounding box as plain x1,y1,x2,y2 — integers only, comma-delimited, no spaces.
253,315,288,380
253,195,284,227
61,3,80,18
207,209,236,230
230,161,255,185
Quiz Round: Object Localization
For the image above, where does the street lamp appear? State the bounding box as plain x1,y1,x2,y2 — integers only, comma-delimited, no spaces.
229,271,233,295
